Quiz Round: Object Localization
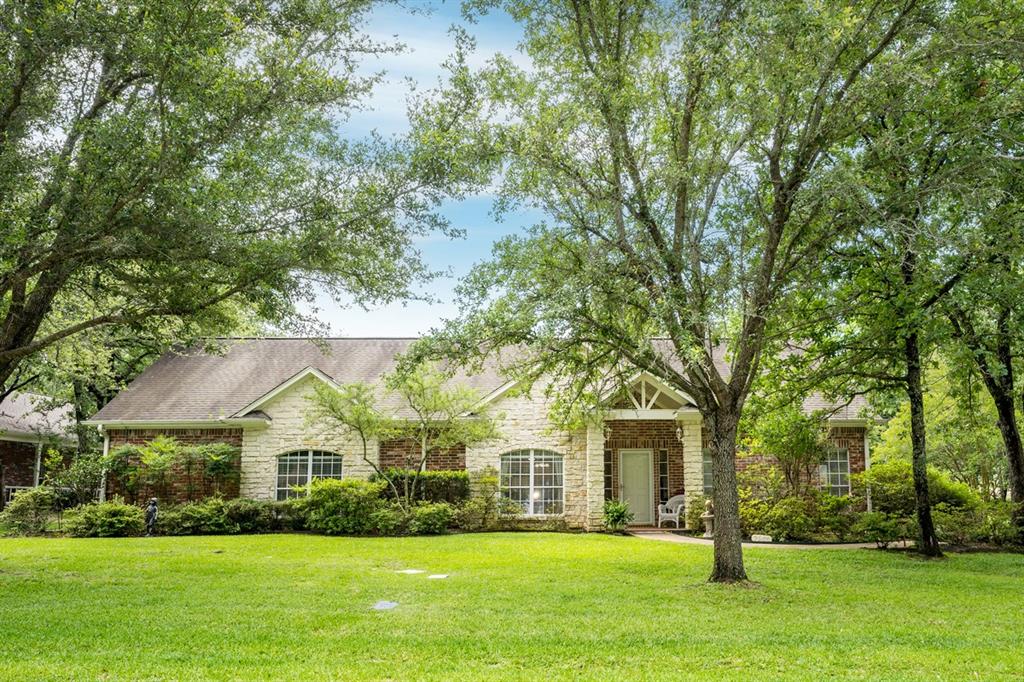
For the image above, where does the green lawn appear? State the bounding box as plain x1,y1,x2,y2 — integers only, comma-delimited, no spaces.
0,534,1022,681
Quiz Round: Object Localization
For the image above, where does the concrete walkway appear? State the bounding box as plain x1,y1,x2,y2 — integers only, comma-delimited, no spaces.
629,529,886,550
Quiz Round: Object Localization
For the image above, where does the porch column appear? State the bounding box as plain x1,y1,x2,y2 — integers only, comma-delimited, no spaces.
584,421,606,530
679,416,704,528
33,442,42,486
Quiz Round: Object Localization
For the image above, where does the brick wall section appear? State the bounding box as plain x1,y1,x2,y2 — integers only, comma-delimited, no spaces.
604,420,686,510
703,425,868,484
0,441,39,508
105,428,243,504
378,438,466,471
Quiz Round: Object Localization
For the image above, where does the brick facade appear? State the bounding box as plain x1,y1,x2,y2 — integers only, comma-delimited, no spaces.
379,438,466,470
0,440,39,508
603,421,687,508
105,428,243,504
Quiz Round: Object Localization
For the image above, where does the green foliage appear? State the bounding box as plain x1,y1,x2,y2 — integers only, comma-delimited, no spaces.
853,460,981,517
373,469,471,505
159,498,239,536
222,499,279,534
686,494,707,532
762,497,817,543
198,443,242,496
408,502,454,535
932,500,1022,547
299,479,386,536
737,490,770,538
456,467,503,531
64,500,145,538
852,512,913,549
104,438,241,503
602,499,634,533
44,450,104,508
368,506,408,536
0,486,56,536
872,362,1009,499
103,445,144,504
0,0,474,394
748,407,831,494
138,435,179,498
816,493,857,542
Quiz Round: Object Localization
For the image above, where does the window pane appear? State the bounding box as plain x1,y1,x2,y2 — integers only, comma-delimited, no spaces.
500,450,563,517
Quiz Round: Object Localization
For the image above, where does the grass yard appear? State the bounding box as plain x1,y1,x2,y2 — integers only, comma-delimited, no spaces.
0,534,1022,681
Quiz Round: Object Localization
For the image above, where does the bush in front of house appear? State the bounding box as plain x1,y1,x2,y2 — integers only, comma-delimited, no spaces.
371,469,471,505
851,511,913,548
158,497,239,535
853,460,980,517
761,495,818,542
602,499,633,532
64,499,145,537
686,494,707,532
299,478,385,535
0,486,56,536
408,502,455,534
222,498,281,533
932,499,1021,547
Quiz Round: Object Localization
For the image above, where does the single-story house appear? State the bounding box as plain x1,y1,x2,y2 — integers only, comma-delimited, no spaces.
86,338,872,529
0,392,75,508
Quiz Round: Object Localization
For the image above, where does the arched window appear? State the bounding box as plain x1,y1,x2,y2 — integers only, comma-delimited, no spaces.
500,449,564,516
276,450,343,500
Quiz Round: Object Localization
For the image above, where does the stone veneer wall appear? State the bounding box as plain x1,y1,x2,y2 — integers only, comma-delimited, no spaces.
378,439,466,470
465,391,589,528
105,428,243,503
239,376,376,499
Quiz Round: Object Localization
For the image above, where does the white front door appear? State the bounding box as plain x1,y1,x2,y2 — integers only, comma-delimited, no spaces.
620,449,653,525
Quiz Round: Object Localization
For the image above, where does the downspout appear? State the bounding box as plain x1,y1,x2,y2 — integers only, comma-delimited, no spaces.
864,427,872,513
99,427,109,502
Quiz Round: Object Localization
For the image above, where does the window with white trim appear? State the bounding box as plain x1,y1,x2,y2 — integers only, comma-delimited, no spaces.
276,450,343,500
820,447,850,496
500,449,564,515
657,449,669,503
702,448,714,496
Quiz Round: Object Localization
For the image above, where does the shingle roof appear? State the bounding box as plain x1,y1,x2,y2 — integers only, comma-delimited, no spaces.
90,337,871,423
0,392,74,440
90,338,507,422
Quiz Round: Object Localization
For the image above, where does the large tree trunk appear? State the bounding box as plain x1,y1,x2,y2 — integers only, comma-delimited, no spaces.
904,330,942,557
706,408,747,583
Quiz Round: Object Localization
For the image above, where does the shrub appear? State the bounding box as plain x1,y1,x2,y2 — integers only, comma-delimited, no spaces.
64,500,145,537
0,486,56,536
159,498,238,535
273,498,308,531
372,469,471,505
456,468,500,531
762,496,817,542
223,498,279,533
603,499,634,532
45,450,104,508
976,500,1020,546
408,502,454,535
852,511,912,548
738,489,769,537
853,460,980,517
816,493,858,542
302,478,385,535
369,505,408,535
686,494,706,532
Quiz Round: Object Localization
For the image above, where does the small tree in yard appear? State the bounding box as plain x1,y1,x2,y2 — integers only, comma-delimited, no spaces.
749,407,830,496
308,363,502,515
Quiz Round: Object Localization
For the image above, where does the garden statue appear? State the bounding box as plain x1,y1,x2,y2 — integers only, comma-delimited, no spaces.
145,498,158,536
701,497,715,539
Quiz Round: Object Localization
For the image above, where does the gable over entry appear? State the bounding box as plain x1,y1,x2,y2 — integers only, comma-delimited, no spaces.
609,374,694,411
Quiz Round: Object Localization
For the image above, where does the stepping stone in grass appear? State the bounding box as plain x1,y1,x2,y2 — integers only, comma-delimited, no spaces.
372,601,398,610
427,574,449,580
395,569,425,574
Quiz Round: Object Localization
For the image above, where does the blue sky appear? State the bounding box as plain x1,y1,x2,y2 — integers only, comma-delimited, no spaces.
301,2,539,337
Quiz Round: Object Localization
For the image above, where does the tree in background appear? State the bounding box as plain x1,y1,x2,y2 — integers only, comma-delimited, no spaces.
747,407,831,496
308,363,501,515
416,0,929,581
0,0,478,397
873,362,1009,500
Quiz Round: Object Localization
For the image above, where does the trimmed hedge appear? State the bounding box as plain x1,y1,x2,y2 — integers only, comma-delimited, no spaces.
299,478,386,535
64,500,145,537
371,469,470,505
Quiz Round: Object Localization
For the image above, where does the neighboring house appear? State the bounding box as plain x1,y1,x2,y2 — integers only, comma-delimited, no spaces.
0,392,75,508
86,338,873,529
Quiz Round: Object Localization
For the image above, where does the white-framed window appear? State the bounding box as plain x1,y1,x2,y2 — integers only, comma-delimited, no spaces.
276,450,343,501
702,448,714,496
657,449,669,503
500,449,564,515
820,447,851,496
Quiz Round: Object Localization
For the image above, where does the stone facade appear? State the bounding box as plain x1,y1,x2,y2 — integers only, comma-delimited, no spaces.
239,376,376,499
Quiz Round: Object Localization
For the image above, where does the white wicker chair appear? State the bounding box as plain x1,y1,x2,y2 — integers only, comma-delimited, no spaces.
656,494,686,528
